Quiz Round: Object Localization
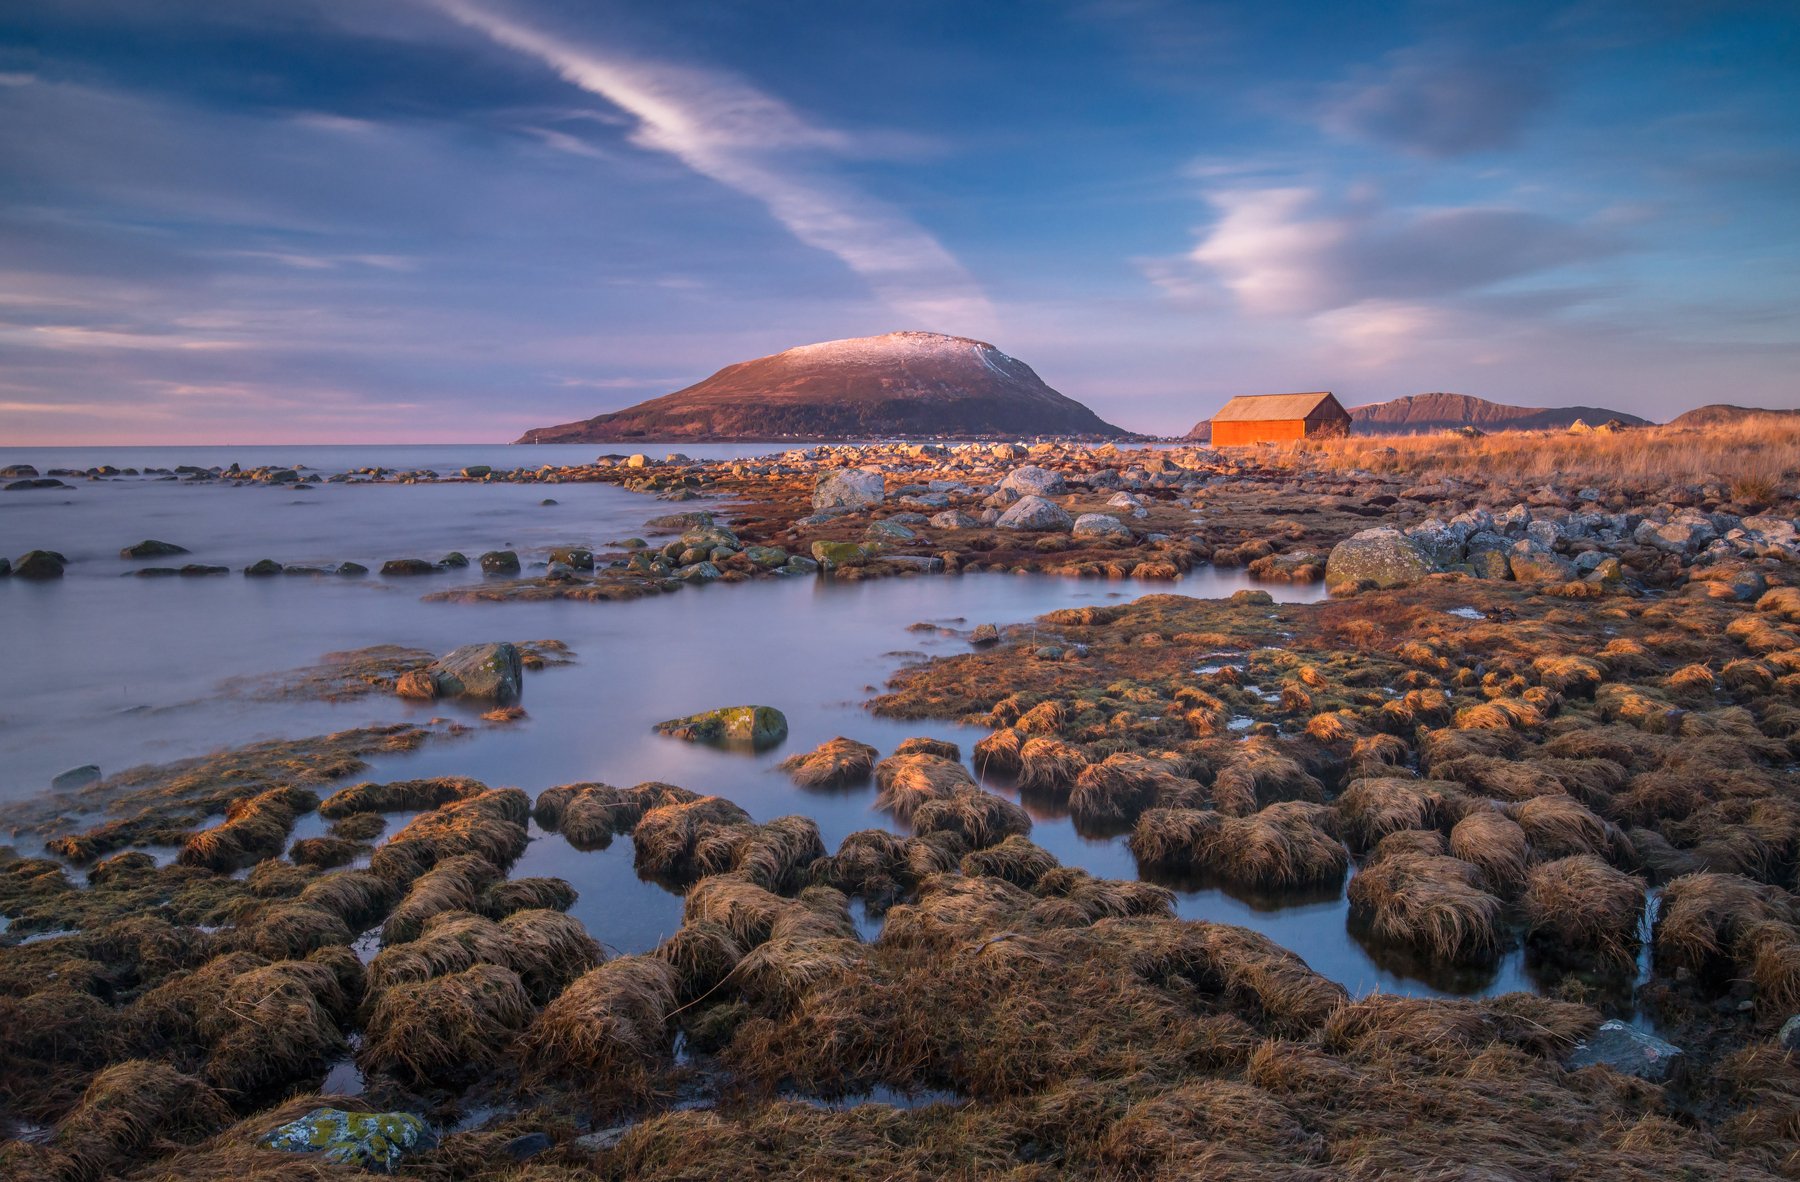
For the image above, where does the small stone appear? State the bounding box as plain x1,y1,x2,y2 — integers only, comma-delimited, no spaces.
244,558,285,577
380,558,438,576
1565,1020,1682,1080
438,551,470,569
336,562,368,577
970,623,1000,646
395,669,439,700
998,465,1066,497
501,1132,554,1162
121,539,189,559
462,464,492,478
811,540,871,570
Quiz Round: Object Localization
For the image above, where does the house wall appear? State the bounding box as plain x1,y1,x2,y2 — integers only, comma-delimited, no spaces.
1212,419,1308,446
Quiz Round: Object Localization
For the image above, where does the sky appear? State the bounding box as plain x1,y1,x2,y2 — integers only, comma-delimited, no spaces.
2,0,1797,443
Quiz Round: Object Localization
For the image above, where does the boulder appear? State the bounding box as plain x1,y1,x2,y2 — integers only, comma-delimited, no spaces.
1565,1020,1681,1081
1633,516,1717,557
867,520,917,542
1323,528,1435,592
244,559,284,577
121,539,189,559
928,510,980,530
0,464,39,478
655,705,788,750
547,547,595,571
676,561,721,582
428,642,524,703
743,545,789,568
812,467,886,512
50,765,102,790
811,540,873,570
999,465,1066,497
336,562,368,577
259,1107,435,1173
480,550,521,575
1507,544,1577,583
380,559,438,577
14,549,67,579
996,495,1073,532
1071,513,1132,541
462,465,492,478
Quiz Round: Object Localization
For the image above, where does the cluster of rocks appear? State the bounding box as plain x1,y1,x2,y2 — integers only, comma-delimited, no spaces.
1325,501,1800,596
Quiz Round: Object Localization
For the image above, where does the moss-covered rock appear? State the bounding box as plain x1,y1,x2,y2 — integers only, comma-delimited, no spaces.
655,705,789,750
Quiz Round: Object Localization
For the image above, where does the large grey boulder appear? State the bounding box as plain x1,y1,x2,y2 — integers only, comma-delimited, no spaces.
1323,528,1435,592
998,465,1066,497
812,467,886,512
1071,513,1132,540
1565,1020,1682,1080
996,495,1073,531
428,642,524,702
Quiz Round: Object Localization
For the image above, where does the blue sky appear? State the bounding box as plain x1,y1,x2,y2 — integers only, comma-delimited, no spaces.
2,0,1796,442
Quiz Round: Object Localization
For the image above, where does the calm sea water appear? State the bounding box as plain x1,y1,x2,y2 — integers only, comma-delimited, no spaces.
0,447,1565,1003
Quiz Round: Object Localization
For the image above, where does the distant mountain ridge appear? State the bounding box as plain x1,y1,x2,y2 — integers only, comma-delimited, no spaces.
515,331,1128,443
1667,404,1800,428
1348,392,1649,435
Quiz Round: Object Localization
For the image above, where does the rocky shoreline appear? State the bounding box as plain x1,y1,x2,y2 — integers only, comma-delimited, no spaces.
3,434,1800,1179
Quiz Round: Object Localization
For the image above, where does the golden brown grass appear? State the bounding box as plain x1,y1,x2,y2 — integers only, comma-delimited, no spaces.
1131,803,1348,891
1347,852,1503,963
778,737,879,788
1447,806,1531,896
518,955,679,1099
177,786,318,873
1069,753,1196,827
318,775,486,818
1273,414,1800,492
1521,855,1646,969
872,754,975,818
359,962,533,1086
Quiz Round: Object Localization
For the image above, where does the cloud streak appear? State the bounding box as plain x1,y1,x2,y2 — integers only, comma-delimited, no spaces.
430,0,994,333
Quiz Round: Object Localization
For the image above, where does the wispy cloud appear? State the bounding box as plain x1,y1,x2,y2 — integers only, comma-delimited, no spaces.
429,0,994,333
1320,43,1554,157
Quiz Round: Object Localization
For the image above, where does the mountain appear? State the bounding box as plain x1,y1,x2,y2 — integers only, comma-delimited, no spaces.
1347,393,1650,435
515,332,1128,443
1667,404,1800,428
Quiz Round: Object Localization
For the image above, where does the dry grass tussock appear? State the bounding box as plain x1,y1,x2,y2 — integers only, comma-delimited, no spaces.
1521,855,1647,969
778,737,879,788
1273,414,1800,493
177,786,318,873
1130,803,1348,891
1347,852,1503,963
872,753,975,817
518,955,679,1099
358,962,534,1086
317,775,486,818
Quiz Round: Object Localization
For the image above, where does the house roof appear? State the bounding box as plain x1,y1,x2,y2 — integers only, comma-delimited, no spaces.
1209,392,1342,422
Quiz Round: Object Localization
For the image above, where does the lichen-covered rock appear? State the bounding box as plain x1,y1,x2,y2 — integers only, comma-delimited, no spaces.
547,547,595,571
1323,528,1435,592
480,550,520,575
259,1107,435,1173
655,705,788,750
1071,513,1131,540
1565,1020,1681,1080
996,495,1073,531
428,642,524,702
1507,544,1577,583
743,545,789,568
1633,516,1717,556
812,467,886,511
811,540,873,570
998,465,1066,497
929,509,980,530
867,519,917,542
